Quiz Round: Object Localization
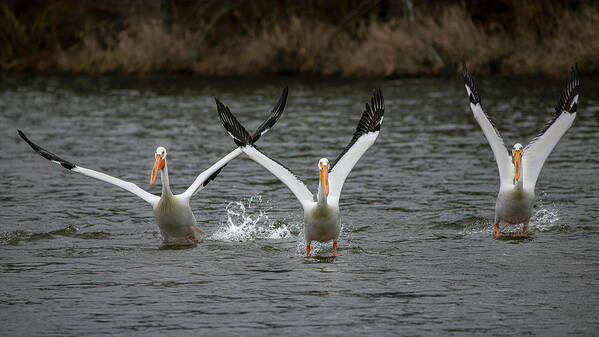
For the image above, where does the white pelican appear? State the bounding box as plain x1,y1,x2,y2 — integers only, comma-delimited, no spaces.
216,89,384,256
18,87,288,246
463,65,578,237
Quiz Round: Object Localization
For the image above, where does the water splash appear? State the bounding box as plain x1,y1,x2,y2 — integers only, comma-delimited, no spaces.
529,204,564,232
210,195,293,242
460,218,493,237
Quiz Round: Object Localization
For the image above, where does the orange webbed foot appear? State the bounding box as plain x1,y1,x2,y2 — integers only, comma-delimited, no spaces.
494,222,501,238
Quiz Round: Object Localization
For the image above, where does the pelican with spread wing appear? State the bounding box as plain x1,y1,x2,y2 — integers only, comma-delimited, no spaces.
18,87,288,246
463,65,578,237
216,89,384,256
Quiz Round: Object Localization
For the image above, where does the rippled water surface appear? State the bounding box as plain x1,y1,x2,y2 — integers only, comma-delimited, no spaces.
1,74,598,336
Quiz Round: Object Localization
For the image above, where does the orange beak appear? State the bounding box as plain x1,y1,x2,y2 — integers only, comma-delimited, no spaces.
320,165,329,196
150,154,165,187
513,150,522,183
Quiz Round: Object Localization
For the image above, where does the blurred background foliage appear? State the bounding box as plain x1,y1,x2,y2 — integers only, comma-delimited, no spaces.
0,0,596,78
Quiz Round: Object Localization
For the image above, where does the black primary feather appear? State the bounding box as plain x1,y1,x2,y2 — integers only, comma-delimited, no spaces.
330,88,385,172
463,63,482,106
251,86,288,144
202,165,226,187
555,64,579,115
18,130,76,170
528,64,580,145
215,98,253,147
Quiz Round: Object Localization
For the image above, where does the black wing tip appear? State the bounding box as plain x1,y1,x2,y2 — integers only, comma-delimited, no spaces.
368,88,385,131
274,86,289,117
17,129,33,145
462,63,482,106
17,129,38,151
370,88,384,110
251,86,289,143
276,86,289,112
331,89,385,171
214,97,226,111
364,88,385,132
214,97,229,120
555,63,580,115
569,63,579,88
279,86,289,112
17,129,76,170
214,97,229,126
214,99,252,147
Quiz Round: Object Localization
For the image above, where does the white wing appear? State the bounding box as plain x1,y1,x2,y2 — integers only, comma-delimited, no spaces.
73,167,159,205
18,130,159,206
243,146,314,207
523,66,579,191
463,67,513,184
329,89,384,203
180,147,242,200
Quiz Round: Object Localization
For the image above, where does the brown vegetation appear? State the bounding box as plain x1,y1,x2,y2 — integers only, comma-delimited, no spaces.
0,0,597,78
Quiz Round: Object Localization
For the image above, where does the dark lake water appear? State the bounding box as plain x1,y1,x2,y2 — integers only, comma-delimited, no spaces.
1,74,598,336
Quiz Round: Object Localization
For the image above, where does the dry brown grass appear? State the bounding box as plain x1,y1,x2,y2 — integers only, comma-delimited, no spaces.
535,5,599,78
57,20,201,73
1,1,597,78
340,20,428,77
193,16,344,75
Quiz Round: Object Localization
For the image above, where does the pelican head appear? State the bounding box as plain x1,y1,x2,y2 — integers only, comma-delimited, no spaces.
150,146,167,187
512,143,523,183
318,158,330,196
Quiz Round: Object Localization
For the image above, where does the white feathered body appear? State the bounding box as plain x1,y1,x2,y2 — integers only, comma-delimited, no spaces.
304,202,341,243
495,184,534,225
153,194,199,245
